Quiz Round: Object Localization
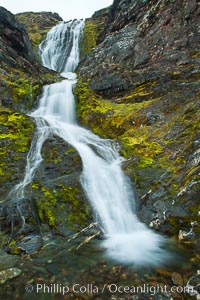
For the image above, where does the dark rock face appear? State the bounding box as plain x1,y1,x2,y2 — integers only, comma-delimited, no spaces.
0,7,34,63
79,0,199,95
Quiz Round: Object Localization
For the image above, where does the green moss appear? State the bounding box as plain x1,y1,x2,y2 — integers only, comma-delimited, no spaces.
33,182,90,231
80,8,109,59
80,21,97,58
138,157,154,168
0,108,35,191
59,185,89,231
75,79,157,139
0,168,5,176
35,186,57,227
16,13,61,59
11,78,40,108
8,239,20,255
119,81,157,102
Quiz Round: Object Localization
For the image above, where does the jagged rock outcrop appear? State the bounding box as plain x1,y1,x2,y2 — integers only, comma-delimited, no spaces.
79,0,199,94
0,7,34,63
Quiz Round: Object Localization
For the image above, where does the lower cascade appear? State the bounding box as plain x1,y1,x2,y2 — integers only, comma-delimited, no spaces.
11,20,169,265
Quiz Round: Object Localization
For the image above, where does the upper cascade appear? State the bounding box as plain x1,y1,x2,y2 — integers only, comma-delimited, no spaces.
39,19,84,73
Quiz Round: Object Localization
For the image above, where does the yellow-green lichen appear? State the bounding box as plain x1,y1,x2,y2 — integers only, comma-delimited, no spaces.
75,79,157,139
0,108,35,192
80,8,109,59
35,186,57,227
59,185,89,231
80,21,97,58
32,182,90,231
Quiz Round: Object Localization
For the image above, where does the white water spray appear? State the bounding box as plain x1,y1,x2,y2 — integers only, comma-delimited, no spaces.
12,20,168,265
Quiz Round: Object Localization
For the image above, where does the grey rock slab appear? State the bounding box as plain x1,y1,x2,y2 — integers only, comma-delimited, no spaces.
0,268,22,285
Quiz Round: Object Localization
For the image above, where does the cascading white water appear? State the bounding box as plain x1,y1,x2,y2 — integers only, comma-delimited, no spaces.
39,20,83,73
12,19,169,265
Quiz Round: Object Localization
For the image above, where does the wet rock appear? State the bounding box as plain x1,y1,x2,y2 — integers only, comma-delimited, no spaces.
46,263,60,275
149,219,161,229
0,268,22,285
178,230,195,242
0,250,19,270
145,112,163,125
17,234,43,254
186,272,200,298
171,272,184,286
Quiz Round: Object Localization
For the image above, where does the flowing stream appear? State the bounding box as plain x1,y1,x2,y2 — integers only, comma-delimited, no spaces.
11,20,168,265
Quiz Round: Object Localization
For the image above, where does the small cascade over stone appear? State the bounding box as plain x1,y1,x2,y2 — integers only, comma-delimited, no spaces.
10,18,169,265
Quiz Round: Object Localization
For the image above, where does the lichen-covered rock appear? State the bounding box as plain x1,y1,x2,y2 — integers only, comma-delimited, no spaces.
0,109,35,199
28,135,91,234
80,7,110,60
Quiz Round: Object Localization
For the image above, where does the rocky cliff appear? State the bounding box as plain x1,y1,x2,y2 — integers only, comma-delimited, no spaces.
76,0,200,254
79,0,199,93
0,7,64,250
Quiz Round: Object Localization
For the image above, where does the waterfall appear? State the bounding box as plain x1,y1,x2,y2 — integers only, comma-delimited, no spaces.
11,19,168,265
39,20,83,73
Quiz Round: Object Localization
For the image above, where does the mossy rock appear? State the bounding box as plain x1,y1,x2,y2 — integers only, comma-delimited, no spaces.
75,70,200,241
0,108,35,198
25,136,92,234
31,180,91,234
80,7,109,60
